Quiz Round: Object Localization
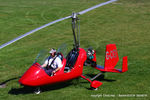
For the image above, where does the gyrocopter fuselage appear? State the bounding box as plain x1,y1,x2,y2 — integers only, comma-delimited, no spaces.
19,13,128,94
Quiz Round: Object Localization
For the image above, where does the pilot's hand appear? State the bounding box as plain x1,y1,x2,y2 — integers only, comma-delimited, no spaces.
52,70,56,74
51,64,54,68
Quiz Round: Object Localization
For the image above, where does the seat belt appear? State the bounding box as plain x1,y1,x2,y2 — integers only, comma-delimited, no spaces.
47,56,57,69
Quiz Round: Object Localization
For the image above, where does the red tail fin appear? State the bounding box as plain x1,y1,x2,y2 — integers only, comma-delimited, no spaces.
104,44,119,71
122,56,128,72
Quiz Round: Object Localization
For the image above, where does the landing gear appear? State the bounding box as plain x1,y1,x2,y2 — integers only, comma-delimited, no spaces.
34,87,41,94
91,87,98,90
93,88,98,90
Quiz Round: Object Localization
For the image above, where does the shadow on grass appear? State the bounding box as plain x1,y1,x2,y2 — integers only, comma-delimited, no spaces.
0,76,21,88
8,86,34,95
86,74,116,82
7,74,116,95
8,81,73,95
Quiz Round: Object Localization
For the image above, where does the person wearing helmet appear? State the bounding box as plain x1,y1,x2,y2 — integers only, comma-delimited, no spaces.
41,48,63,76
84,48,96,67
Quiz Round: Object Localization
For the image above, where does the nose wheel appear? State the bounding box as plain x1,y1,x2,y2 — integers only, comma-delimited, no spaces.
91,87,98,90
34,87,41,94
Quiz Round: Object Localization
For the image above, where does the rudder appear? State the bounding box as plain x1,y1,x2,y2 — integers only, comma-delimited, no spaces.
104,44,119,71
122,56,128,72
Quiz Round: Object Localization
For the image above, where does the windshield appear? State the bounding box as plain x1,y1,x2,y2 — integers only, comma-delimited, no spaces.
34,50,49,65
34,43,67,65
57,43,67,57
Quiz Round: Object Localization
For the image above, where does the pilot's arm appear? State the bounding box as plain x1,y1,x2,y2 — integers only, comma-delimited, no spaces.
41,59,48,67
53,67,61,73
41,64,47,67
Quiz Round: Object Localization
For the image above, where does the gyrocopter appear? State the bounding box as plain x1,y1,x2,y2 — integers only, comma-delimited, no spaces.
19,13,128,94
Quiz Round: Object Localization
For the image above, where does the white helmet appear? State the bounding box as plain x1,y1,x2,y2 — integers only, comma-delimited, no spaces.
49,48,56,54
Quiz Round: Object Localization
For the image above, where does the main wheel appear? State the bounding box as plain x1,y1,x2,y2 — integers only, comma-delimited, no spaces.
93,88,98,90
91,87,98,90
34,87,41,94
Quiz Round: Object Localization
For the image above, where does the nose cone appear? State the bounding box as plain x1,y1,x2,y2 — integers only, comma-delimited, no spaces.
19,63,48,86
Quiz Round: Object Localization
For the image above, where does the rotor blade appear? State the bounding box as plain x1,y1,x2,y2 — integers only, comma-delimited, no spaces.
0,16,71,49
79,0,117,15
0,0,117,50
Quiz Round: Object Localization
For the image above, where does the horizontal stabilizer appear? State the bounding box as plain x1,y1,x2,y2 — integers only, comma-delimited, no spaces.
96,65,104,69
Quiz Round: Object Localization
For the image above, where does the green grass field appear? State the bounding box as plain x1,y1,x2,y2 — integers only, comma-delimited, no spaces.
0,0,150,100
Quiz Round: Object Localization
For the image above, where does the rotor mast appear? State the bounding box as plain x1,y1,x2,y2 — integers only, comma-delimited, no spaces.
71,12,80,50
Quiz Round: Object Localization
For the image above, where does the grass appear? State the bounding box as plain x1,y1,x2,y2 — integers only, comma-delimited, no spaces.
0,0,150,100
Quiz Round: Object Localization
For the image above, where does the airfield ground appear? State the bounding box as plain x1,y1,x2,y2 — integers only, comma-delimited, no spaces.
0,0,150,100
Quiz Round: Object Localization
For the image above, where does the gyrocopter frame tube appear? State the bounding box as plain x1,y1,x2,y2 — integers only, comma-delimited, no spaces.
71,13,80,50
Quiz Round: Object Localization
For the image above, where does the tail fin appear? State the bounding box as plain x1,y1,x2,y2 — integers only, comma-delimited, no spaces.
122,56,128,72
93,44,128,73
104,44,119,71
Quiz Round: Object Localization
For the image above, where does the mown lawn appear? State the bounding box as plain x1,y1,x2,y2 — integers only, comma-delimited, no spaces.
0,0,150,100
